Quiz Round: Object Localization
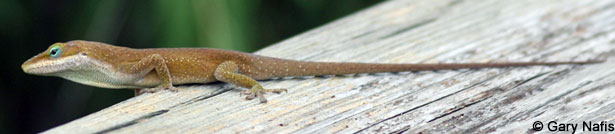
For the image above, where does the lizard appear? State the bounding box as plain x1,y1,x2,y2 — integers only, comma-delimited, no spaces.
21,40,603,103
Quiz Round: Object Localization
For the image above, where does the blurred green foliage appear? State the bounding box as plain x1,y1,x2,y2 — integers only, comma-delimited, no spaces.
0,0,382,133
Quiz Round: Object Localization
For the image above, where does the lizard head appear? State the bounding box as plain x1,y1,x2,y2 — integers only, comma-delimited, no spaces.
21,41,94,75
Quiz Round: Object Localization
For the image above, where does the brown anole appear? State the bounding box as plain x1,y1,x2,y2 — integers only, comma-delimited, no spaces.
21,40,602,103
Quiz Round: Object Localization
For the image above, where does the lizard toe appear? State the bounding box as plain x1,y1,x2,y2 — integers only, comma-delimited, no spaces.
139,87,162,94
265,88,287,94
138,85,179,95
166,86,180,92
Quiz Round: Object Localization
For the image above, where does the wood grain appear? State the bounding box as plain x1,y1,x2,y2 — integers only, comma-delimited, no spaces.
43,0,614,133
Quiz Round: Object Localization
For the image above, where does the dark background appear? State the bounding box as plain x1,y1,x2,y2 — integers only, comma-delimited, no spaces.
0,0,383,133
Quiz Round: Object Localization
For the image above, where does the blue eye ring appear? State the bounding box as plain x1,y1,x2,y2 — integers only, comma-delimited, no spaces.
49,46,63,58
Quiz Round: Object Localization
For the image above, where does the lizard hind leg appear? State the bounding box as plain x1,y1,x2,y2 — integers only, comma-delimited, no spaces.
214,61,287,103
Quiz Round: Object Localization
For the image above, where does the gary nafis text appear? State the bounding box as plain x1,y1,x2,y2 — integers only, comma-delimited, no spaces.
533,121,614,134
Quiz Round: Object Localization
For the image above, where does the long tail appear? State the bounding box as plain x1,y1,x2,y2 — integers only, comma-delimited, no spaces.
249,56,603,79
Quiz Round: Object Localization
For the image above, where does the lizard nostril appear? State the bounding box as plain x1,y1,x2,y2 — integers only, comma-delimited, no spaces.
22,59,33,73
22,63,32,73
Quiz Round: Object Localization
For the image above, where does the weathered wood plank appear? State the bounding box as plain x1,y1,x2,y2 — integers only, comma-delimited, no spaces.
44,0,614,133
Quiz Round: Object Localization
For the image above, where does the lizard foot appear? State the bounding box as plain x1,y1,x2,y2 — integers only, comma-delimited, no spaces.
241,85,287,103
138,85,179,95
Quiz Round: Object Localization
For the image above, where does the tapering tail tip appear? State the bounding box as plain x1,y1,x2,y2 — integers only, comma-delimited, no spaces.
577,59,606,64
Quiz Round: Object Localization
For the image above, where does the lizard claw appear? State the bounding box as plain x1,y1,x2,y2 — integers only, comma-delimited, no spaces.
138,85,179,95
241,85,287,103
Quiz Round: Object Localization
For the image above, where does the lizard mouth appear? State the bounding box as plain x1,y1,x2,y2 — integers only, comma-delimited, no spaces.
22,55,83,75
22,59,63,75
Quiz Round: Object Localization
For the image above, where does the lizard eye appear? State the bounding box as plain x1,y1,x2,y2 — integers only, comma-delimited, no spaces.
49,46,63,58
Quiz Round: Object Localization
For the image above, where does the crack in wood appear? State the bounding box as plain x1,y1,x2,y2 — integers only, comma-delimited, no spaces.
94,110,169,134
427,94,489,123
354,71,502,133
410,72,550,132
169,88,231,109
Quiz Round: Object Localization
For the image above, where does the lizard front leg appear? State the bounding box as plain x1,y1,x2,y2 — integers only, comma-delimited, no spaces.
123,54,178,95
214,61,286,103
